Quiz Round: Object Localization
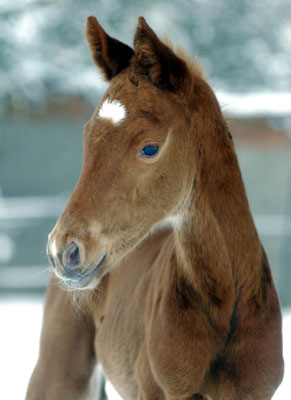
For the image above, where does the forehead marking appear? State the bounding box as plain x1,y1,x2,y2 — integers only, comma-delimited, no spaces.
98,99,127,125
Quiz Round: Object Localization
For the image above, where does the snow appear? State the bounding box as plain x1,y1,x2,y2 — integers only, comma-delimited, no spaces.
1,0,291,117
273,308,291,399
0,298,43,400
0,297,289,399
217,91,291,117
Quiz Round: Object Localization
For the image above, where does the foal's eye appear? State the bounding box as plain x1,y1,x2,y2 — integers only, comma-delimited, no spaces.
138,144,160,158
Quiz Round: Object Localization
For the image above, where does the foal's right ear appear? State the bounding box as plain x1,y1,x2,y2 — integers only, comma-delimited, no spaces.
86,16,134,81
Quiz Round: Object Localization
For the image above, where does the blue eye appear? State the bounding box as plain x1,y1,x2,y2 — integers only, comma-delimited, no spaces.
140,144,160,158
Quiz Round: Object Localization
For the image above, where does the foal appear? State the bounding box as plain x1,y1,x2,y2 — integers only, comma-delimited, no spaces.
26,17,283,400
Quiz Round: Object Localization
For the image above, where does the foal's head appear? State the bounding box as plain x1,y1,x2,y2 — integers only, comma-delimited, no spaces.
47,17,226,289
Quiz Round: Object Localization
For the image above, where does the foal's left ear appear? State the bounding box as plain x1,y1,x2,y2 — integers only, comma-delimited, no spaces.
134,17,188,90
86,16,134,81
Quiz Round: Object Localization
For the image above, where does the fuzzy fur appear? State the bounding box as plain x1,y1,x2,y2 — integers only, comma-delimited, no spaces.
26,17,284,400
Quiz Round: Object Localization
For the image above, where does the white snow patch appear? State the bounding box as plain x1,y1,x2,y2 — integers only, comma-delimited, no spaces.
0,298,43,400
217,91,291,117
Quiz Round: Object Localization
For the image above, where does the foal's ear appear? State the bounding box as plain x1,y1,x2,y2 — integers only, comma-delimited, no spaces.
86,16,134,81
134,17,188,90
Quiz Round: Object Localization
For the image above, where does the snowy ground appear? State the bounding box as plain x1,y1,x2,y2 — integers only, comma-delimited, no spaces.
0,297,290,400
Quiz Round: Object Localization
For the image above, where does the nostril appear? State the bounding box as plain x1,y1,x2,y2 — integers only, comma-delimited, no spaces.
66,243,80,269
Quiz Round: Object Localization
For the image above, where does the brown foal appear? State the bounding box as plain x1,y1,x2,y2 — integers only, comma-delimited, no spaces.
26,16,284,400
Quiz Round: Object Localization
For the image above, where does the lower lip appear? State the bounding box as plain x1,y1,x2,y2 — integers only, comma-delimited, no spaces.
64,253,107,289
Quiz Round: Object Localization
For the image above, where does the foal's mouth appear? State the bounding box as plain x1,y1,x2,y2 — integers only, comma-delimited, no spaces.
63,252,107,289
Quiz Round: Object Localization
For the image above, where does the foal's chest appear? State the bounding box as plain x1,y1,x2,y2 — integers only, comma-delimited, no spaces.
92,265,150,399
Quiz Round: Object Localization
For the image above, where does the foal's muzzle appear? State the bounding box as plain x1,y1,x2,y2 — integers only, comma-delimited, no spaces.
48,240,107,289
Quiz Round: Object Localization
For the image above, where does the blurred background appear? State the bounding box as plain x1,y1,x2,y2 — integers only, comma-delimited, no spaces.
0,0,290,399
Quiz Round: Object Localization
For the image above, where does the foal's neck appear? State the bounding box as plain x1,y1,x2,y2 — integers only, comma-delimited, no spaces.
173,90,262,318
